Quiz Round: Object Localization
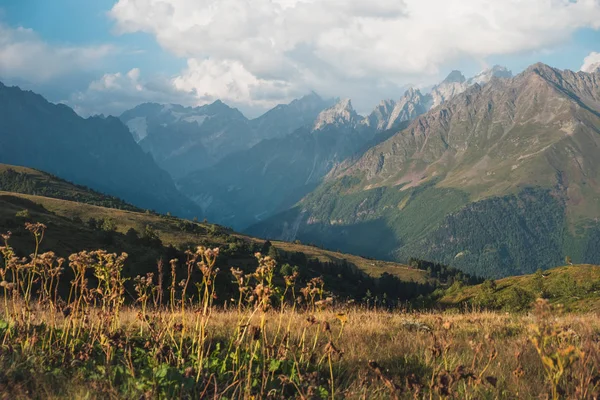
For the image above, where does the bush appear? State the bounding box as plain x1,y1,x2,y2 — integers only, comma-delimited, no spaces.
15,209,30,218
502,287,535,312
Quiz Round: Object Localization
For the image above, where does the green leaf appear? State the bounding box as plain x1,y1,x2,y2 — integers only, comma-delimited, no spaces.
269,359,282,373
0,320,8,331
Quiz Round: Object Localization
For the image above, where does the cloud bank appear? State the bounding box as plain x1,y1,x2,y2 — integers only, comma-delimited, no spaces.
108,0,600,111
69,68,197,116
0,23,114,83
581,51,600,72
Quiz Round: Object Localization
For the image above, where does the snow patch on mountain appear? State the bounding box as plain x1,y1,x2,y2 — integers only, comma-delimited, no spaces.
468,65,513,86
126,117,148,142
182,115,208,126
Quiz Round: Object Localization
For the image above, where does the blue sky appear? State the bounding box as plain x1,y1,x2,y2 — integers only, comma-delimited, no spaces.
0,0,183,73
1,0,600,117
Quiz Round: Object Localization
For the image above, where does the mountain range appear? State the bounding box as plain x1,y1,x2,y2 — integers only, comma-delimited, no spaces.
0,82,199,217
178,99,376,229
119,93,335,178
2,62,599,278
175,65,514,230
250,63,600,278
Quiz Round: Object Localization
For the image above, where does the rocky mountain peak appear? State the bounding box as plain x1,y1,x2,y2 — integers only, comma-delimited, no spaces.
523,62,558,78
443,70,467,84
468,65,513,85
313,98,359,130
404,87,420,97
300,91,322,102
198,99,245,118
364,99,397,130
431,73,468,108
288,91,330,112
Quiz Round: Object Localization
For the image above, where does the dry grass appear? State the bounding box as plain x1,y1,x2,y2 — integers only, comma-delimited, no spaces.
7,304,600,399
2,223,600,399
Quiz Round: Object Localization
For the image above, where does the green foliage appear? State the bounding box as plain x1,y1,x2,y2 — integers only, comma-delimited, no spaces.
399,187,567,278
503,287,536,312
279,263,294,277
533,269,549,298
409,258,483,285
441,265,600,312
15,209,30,218
101,218,117,232
267,244,279,260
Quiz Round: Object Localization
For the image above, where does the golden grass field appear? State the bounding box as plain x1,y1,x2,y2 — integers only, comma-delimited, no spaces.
0,224,598,399
3,300,600,399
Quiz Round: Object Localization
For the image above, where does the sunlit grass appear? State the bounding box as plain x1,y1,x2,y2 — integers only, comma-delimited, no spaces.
1,223,600,399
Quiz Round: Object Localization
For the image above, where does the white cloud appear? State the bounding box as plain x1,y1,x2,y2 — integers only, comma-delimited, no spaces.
0,23,115,82
108,0,600,111
581,51,600,72
69,68,197,117
173,58,299,107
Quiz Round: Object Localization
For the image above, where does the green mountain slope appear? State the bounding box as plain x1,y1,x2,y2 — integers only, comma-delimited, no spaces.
439,264,600,312
249,64,600,278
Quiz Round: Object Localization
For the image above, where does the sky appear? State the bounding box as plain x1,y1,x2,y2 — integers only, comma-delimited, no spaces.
1,0,600,118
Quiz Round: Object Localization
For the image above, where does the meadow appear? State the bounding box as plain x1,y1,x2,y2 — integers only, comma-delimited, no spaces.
1,223,599,399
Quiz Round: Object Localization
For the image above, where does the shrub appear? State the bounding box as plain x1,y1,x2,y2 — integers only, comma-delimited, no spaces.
15,209,30,218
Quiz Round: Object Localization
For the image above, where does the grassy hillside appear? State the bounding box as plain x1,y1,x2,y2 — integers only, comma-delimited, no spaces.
0,190,427,282
439,264,600,312
0,162,455,305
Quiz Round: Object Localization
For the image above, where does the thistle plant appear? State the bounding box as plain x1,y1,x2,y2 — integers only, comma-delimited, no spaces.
529,299,584,400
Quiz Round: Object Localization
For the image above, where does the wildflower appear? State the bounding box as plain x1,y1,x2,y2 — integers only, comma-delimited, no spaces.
324,341,342,357
434,370,453,396
336,313,348,325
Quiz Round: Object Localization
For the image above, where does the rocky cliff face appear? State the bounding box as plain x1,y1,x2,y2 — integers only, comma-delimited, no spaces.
384,88,432,130
313,99,361,130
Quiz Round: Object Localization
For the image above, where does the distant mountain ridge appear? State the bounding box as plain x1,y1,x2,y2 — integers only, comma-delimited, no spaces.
0,82,200,217
120,93,335,178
